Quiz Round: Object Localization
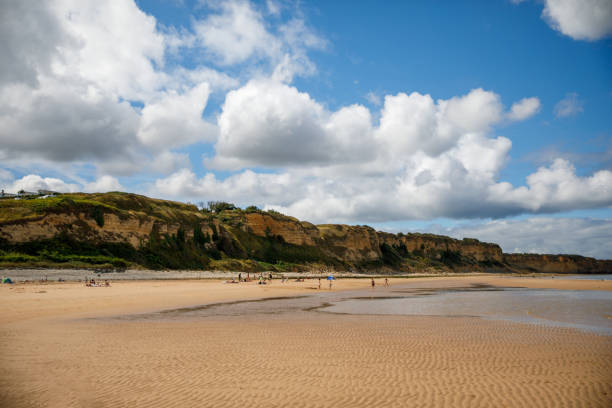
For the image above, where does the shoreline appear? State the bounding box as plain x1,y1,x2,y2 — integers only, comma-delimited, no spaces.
0,268,496,285
1,275,610,324
2,267,609,283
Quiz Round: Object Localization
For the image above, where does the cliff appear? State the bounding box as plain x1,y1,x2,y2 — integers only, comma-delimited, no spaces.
216,210,504,268
0,192,609,273
503,254,612,274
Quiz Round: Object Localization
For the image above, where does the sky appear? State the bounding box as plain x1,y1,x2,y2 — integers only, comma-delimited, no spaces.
0,0,611,258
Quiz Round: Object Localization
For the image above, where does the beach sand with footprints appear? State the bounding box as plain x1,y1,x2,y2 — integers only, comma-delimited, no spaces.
1,275,611,407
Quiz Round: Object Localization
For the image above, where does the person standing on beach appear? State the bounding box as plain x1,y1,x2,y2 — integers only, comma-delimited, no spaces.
318,278,321,290
238,273,242,282
371,278,375,289
384,278,389,287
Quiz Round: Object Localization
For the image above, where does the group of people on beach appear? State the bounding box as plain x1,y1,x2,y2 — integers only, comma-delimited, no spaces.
371,278,390,288
227,272,275,284
257,273,273,285
85,279,110,287
225,273,392,291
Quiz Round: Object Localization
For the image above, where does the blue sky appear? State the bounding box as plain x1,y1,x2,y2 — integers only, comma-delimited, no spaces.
138,0,612,186
1,0,611,257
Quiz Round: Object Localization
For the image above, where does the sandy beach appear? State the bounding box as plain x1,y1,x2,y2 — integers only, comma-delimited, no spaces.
1,275,611,407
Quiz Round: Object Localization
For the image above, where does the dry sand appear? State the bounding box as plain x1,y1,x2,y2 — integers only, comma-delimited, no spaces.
1,275,611,407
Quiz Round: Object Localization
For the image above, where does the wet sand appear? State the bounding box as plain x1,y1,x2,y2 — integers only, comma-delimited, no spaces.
1,275,611,407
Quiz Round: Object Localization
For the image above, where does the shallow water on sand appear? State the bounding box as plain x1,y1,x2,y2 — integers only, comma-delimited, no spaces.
323,287,612,335
117,282,612,335
564,274,612,281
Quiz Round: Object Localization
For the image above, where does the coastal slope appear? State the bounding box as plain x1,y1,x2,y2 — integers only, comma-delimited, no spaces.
0,192,609,273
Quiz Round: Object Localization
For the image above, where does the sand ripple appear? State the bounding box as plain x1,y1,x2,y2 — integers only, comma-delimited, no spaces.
2,314,611,407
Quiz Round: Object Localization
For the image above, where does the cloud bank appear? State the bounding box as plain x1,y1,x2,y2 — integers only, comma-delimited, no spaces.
442,217,612,259
156,80,611,224
0,0,323,175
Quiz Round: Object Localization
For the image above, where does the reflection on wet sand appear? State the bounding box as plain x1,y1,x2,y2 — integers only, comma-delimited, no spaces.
324,285,612,335
117,282,612,335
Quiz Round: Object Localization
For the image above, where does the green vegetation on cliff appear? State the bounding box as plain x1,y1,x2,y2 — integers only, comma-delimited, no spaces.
0,192,608,273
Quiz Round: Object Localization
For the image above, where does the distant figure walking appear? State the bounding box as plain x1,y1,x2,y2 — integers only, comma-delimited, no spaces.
384,278,389,287
371,278,375,289
318,278,321,290
238,273,242,282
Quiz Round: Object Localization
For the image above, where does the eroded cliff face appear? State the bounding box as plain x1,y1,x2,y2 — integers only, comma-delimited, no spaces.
318,224,382,262
0,213,196,248
225,213,383,262
1,200,609,272
378,233,503,263
243,213,320,246
503,254,612,274
461,241,503,263
236,212,503,264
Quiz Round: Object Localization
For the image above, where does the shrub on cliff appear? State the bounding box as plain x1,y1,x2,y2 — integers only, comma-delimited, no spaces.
207,201,236,213
439,250,462,266
89,206,105,227
380,243,403,266
193,226,209,247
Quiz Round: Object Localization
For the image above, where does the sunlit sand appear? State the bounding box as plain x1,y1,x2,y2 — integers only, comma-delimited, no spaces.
1,275,611,407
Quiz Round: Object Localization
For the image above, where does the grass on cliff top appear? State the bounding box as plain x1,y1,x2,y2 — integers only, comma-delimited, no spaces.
317,224,378,239
0,192,207,225
0,195,120,224
63,192,205,225
214,207,302,226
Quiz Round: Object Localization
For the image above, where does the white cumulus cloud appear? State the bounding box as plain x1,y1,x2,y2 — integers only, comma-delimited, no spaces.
157,146,612,224
0,78,141,162
153,82,611,224
376,88,503,158
211,82,518,171
194,0,279,65
83,175,123,193
150,151,192,175
153,168,296,205
192,0,324,82
138,83,217,150
210,79,376,169
0,0,229,177
542,0,612,41
507,97,541,121
53,0,168,102
511,0,612,41
7,174,79,194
